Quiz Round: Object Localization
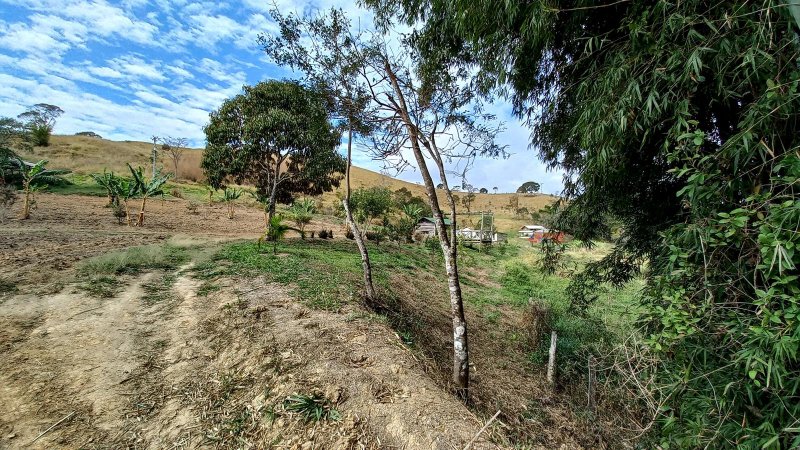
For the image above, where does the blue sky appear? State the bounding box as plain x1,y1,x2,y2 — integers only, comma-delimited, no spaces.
0,0,565,194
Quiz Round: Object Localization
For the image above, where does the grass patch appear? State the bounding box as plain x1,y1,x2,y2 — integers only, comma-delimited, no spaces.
213,239,439,311
79,244,189,276
78,275,124,298
0,278,18,295
141,273,177,303
283,393,340,422
197,280,221,297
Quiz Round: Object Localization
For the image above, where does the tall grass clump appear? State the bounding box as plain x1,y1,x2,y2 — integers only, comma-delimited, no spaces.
79,244,189,275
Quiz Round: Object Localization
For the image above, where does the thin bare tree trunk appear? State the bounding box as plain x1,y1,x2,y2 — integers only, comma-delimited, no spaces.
385,61,469,400
343,124,377,303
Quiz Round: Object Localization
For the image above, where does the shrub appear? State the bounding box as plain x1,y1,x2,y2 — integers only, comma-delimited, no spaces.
170,188,183,199
310,230,315,238
345,227,354,240
327,229,333,239
318,229,328,239
424,236,439,251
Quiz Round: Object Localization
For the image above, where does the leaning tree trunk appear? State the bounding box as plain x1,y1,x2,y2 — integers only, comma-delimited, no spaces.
386,61,469,399
343,124,377,303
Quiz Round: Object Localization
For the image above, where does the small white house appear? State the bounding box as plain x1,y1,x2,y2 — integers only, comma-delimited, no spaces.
456,227,508,243
518,225,549,239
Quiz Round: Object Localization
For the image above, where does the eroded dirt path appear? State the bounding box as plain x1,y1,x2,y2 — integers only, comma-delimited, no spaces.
0,260,499,449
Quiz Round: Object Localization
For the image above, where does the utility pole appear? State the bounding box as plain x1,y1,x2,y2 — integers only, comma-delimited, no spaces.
150,136,158,179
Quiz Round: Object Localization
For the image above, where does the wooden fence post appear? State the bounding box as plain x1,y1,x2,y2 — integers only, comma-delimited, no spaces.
546,331,557,387
587,356,595,412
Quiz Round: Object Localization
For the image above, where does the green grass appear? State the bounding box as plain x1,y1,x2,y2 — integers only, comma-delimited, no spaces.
209,239,440,311
79,244,189,276
78,275,124,298
283,393,340,422
141,273,177,303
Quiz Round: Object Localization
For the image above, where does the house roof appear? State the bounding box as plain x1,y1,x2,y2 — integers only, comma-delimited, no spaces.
519,225,548,231
419,217,453,226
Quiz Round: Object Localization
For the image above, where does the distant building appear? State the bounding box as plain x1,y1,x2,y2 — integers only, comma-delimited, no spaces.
518,225,548,238
456,227,507,243
519,224,565,244
415,217,452,238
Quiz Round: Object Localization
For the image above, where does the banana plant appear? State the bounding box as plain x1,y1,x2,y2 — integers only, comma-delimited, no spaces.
19,159,68,219
117,176,141,226
90,169,120,206
128,164,171,227
222,187,242,219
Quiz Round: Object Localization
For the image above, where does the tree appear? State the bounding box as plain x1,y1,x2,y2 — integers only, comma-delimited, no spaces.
479,187,488,194
350,186,392,236
461,191,476,213
436,182,445,189
202,80,344,231
377,0,800,446
19,159,68,219
18,104,63,147
262,10,380,303
516,181,540,194
492,186,497,194
264,8,505,400
161,136,188,180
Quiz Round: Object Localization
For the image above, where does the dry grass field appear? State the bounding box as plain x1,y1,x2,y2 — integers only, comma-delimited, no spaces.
20,135,557,233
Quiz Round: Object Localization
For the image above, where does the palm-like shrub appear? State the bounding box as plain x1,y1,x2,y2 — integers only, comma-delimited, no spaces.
222,187,242,219
19,159,69,219
128,164,171,227
259,214,298,255
91,169,121,206
288,198,316,238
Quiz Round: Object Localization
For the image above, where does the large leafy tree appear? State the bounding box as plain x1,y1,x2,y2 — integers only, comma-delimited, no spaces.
374,0,800,447
261,9,380,301
18,104,63,147
202,80,344,225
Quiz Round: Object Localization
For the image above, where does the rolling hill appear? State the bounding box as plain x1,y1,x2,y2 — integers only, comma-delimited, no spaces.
19,135,558,232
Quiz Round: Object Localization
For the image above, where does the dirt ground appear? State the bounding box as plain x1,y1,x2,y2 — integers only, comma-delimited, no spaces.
0,193,509,449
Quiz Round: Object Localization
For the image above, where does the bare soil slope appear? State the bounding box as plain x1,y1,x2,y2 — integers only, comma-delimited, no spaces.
0,194,502,449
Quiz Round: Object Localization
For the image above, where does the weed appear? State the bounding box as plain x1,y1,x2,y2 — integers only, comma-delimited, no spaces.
197,281,221,297
80,244,188,276
0,278,18,295
141,273,176,303
283,393,340,422
79,275,123,298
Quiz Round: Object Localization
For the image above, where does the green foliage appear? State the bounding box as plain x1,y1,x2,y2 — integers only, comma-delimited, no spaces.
17,104,63,147
395,203,424,243
516,181,540,194
283,393,340,422
375,0,800,446
349,186,393,234
288,198,316,237
202,80,344,217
